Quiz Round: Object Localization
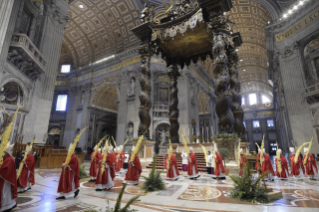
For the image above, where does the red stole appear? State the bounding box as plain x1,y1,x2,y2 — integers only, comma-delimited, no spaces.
167,155,180,178
96,154,115,185
57,154,80,194
214,153,225,176
239,155,247,176
275,155,289,178
187,153,198,175
125,155,142,181
290,154,305,176
0,154,18,209
17,154,35,188
89,152,101,177
303,154,318,175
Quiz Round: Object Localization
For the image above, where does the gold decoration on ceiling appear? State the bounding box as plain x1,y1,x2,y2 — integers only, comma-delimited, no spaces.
91,83,119,112
61,0,141,68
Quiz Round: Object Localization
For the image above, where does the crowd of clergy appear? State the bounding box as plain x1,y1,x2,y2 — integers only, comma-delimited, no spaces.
0,139,318,211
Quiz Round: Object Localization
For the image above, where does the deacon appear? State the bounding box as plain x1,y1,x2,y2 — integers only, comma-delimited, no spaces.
124,146,142,185
187,147,200,180
239,148,247,177
166,153,180,181
95,146,115,191
303,143,318,180
290,145,306,180
89,145,102,182
56,144,80,200
275,148,289,180
17,144,35,193
213,147,225,180
0,143,17,211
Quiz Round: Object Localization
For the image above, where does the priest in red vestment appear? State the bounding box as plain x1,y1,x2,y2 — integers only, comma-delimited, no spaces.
290,147,305,180
213,149,225,179
95,152,115,191
109,146,117,176
275,149,289,180
124,147,142,185
114,147,120,175
0,143,17,211
187,147,200,180
166,154,180,180
17,145,35,193
303,147,318,180
89,146,102,182
255,148,275,181
56,148,80,200
239,148,247,177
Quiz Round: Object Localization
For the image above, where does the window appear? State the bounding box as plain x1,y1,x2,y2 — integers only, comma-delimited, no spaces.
267,119,274,127
56,95,68,111
242,97,245,106
253,120,260,128
249,93,257,105
262,95,271,104
61,64,71,73
243,121,246,127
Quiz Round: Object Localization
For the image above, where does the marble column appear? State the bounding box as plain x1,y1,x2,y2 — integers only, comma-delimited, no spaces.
167,64,180,143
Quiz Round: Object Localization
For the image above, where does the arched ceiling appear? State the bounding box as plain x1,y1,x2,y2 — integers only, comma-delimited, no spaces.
62,0,141,68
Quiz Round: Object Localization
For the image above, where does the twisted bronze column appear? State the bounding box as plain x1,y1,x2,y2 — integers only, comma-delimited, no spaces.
212,32,234,133
228,49,246,139
167,64,180,143
138,44,153,138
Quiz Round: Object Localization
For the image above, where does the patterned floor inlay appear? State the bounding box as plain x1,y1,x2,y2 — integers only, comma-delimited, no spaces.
178,185,319,207
38,169,62,178
16,197,33,204
56,203,98,212
157,185,183,196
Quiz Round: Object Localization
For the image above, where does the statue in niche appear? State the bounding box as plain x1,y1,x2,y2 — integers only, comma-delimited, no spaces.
127,77,136,97
127,123,134,141
0,104,9,133
159,130,169,146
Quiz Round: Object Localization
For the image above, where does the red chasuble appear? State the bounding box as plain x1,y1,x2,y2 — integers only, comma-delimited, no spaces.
167,155,180,178
214,153,225,176
256,154,275,176
125,155,142,182
0,154,18,209
89,152,101,178
17,154,35,188
96,154,115,185
187,153,199,176
275,155,289,179
57,154,80,194
164,156,168,169
290,154,305,176
111,152,117,173
239,155,247,177
303,154,318,176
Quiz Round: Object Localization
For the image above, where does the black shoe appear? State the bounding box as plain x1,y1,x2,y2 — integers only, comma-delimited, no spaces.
310,178,317,181
212,177,216,179
27,188,31,190
133,183,139,185
74,189,80,198
196,175,201,179
175,178,178,181
189,178,194,180
3,204,17,212
56,196,66,200
96,189,102,191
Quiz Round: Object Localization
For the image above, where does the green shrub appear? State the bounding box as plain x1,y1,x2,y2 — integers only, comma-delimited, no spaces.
140,155,166,193
218,147,230,167
229,162,269,203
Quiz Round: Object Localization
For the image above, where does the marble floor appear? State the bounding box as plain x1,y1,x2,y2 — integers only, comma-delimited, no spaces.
13,162,319,212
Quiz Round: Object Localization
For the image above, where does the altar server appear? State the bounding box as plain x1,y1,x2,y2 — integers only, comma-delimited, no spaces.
17,144,35,193
181,151,188,171
0,143,17,211
187,147,200,179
